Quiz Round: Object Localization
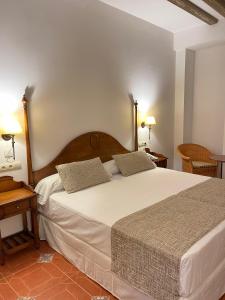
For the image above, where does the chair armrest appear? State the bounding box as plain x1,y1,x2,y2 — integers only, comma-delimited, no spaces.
182,155,191,161
182,159,193,173
205,152,218,165
177,151,191,161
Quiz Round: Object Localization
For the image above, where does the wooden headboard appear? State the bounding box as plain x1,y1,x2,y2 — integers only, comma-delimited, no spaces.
22,95,138,186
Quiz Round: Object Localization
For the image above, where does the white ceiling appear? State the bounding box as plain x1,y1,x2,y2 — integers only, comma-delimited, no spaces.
99,0,224,33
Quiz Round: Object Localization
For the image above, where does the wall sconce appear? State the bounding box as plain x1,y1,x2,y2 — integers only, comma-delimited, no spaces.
141,116,156,140
0,115,22,160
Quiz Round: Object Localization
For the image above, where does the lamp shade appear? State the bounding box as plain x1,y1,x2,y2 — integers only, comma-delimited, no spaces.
0,115,22,135
146,116,156,125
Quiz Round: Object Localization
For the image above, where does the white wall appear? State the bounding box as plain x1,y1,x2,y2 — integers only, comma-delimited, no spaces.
173,18,225,170
0,0,175,236
174,19,225,51
173,50,186,170
192,43,225,154
174,42,225,171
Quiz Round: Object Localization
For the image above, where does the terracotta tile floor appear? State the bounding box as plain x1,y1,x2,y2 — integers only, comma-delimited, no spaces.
1,242,225,300
0,241,117,300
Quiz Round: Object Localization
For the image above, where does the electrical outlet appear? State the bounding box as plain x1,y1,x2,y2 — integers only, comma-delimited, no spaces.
0,161,21,172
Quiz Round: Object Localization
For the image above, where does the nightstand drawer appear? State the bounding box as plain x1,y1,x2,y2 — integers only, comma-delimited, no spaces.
2,200,30,216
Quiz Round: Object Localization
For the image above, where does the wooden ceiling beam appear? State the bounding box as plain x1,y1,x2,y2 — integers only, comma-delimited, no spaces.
167,0,218,25
202,0,225,18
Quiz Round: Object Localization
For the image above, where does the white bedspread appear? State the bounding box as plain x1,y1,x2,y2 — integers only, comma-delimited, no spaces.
39,168,225,298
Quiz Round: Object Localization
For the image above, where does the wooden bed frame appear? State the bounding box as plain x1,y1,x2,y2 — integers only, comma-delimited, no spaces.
22,95,138,186
21,95,225,300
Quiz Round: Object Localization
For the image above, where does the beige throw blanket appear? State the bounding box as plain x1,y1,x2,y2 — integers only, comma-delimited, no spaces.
111,178,225,300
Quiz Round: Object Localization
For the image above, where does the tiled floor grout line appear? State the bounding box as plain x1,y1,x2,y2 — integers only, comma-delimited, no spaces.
58,258,107,298
5,261,43,299
2,270,96,300
15,270,37,295
26,262,75,299
4,260,37,279
2,261,38,299
6,265,35,299
0,244,116,300
4,277,20,299
65,288,78,300
51,260,93,297
2,255,63,299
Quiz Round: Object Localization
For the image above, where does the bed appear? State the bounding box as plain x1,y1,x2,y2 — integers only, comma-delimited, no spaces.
21,96,225,300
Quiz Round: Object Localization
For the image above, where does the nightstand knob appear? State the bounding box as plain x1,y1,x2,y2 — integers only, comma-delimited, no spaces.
16,204,21,209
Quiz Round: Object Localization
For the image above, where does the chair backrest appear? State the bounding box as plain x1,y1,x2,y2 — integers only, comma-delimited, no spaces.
177,143,212,162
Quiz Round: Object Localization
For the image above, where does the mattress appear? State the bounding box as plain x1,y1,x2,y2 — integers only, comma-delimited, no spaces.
39,168,225,298
40,215,225,300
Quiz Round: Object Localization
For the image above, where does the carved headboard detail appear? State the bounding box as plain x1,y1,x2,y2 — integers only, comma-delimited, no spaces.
33,131,129,186
22,94,138,186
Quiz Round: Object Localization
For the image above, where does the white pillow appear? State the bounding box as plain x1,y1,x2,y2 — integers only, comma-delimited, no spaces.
35,173,63,205
146,153,157,168
103,160,120,176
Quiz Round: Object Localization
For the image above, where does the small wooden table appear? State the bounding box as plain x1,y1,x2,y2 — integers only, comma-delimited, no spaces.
0,176,40,265
145,149,168,168
210,155,225,178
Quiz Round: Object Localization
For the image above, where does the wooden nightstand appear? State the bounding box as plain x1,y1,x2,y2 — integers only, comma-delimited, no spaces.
0,176,40,265
145,148,168,168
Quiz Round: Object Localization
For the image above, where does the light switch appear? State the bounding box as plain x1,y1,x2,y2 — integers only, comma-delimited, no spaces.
0,161,21,172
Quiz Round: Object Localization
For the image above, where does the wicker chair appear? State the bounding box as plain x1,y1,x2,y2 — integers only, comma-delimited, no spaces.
177,143,218,177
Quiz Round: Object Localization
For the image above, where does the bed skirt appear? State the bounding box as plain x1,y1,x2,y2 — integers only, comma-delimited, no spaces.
39,214,225,300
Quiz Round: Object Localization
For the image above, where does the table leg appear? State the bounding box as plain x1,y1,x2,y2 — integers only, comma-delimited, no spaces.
0,230,5,265
30,198,40,249
221,162,223,179
31,210,40,249
22,212,28,232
